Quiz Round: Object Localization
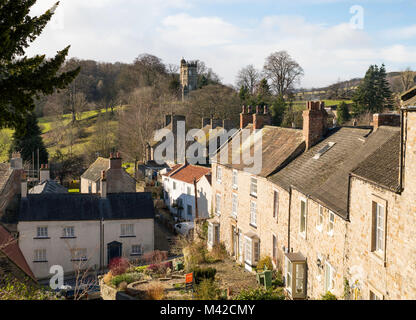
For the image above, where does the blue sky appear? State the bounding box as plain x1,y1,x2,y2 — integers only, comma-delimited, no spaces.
27,0,416,88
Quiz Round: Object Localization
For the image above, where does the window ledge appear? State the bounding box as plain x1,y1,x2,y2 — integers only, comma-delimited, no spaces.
370,251,386,267
299,232,306,240
33,237,50,240
120,235,136,238
130,253,143,257
249,223,257,229
33,260,48,263
250,194,257,199
60,237,77,239
71,259,88,262
230,215,238,221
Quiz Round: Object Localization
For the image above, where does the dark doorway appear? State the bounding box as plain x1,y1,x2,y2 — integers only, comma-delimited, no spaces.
107,241,122,265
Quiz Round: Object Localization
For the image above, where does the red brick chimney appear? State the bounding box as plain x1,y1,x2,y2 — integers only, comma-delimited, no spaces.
372,113,400,130
303,101,328,150
109,152,122,169
240,105,253,129
253,105,272,130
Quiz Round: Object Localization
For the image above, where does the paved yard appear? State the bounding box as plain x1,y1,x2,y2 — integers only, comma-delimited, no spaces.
199,257,258,297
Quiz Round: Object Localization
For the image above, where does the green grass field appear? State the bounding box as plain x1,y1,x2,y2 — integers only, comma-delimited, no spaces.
0,107,121,163
292,99,353,111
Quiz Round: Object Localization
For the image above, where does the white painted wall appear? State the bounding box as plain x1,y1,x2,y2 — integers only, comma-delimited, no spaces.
18,219,154,279
163,176,211,221
80,178,99,194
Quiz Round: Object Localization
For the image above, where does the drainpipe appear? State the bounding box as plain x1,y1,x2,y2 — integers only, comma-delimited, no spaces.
287,186,292,252
399,108,405,193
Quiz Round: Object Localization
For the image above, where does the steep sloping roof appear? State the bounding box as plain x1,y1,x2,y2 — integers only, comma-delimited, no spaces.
0,225,35,281
81,157,109,182
214,124,305,177
29,180,68,194
18,193,155,221
162,164,182,177
169,164,211,184
351,130,401,192
269,126,400,218
0,163,13,194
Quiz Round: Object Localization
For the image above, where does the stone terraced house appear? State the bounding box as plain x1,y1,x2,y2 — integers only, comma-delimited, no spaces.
208,91,416,300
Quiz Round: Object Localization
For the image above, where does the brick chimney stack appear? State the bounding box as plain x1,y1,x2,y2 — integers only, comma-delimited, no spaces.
21,172,27,198
253,105,272,130
10,152,22,170
109,152,122,169
372,113,400,130
100,170,107,198
40,164,50,183
303,101,328,150
240,105,253,129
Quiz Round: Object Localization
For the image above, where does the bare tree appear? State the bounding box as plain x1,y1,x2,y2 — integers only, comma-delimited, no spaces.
400,67,415,92
263,51,304,97
118,87,174,163
236,65,261,95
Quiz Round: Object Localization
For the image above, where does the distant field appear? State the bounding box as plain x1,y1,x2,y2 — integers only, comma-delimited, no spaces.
0,106,122,163
292,99,353,111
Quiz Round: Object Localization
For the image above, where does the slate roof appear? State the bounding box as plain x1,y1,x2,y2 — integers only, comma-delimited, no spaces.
351,130,401,192
269,126,400,219
0,225,36,281
29,180,68,194
0,163,13,194
168,164,211,184
81,157,110,182
18,193,155,222
213,124,305,177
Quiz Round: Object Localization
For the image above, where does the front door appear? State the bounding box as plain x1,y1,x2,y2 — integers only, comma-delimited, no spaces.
107,241,122,265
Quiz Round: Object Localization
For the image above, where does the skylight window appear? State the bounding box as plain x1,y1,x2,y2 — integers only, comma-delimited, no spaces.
313,142,335,160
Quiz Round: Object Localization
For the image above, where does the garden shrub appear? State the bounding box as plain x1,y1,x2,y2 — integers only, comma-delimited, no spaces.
208,243,227,262
272,270,284,287
110,273,142,288
195,279,221,300
142,250,168,265
236,287,285,300
108,257,130,276
135,266,149,273
0,275,59,300
184,241,208,271
103,271,113,285
146,283,165,300
192,267,217,285
322,291,337,300
256,256,273,271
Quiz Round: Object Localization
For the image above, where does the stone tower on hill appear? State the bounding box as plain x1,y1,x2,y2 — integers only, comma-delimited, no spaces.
180,58,198,101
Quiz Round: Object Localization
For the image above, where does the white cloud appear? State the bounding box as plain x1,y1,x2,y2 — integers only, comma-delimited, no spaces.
25,1,416,88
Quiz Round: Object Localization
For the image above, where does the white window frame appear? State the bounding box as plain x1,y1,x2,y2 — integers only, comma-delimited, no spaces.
215,193,221,216
375,203,385,254
244,236,253,265
63,226,75,238
34,249,47,262
208,223,213,245
299,198,307,238
36,226,48,238
187,186,192,195
232,170,238,189
71,248,87,262
273,189,279,221
121,224,135,237
231,193,238,219
285,257,292,294
250,177,257,197
327,211,335,236
131,244,143,256
250,201,257,227
324,262,335,293
317,205,324,232
216,166,222,184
